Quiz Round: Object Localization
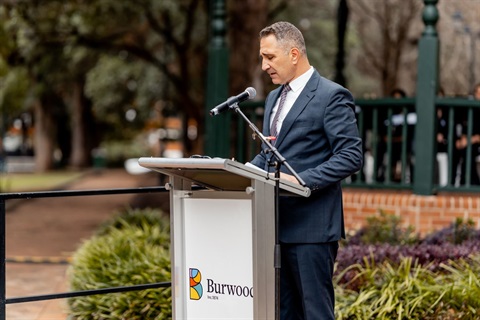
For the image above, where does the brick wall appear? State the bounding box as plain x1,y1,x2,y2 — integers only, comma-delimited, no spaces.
343,189,480,236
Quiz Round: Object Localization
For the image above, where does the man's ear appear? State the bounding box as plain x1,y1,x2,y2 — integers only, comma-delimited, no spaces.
290,48,300,65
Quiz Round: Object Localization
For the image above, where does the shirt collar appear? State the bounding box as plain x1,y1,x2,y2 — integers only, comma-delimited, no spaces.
288,66,314,93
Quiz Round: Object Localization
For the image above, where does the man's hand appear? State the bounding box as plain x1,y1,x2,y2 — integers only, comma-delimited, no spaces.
281,173,300,184
269,172,300,184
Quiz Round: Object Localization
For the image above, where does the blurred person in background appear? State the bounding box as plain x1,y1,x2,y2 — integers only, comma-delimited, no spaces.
436,88,449,186
454,83,480,185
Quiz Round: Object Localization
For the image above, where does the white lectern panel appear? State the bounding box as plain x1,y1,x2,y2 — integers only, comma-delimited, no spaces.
183,198,253,319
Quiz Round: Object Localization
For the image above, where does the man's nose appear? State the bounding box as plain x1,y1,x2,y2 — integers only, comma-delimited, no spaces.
262,61,270,71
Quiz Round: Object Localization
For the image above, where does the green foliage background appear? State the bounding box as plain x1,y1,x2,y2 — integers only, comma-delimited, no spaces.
67,208,171,320
335,257,480,319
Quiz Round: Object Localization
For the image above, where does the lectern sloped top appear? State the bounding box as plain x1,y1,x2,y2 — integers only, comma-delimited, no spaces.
138,157,310,197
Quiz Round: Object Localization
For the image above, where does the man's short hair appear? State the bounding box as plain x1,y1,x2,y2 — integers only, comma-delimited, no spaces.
259,21,306,55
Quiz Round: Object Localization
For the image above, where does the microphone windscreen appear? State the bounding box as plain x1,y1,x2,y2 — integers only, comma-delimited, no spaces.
245,87,256,99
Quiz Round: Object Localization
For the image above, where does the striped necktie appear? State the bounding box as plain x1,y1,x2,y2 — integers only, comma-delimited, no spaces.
270,83,291,139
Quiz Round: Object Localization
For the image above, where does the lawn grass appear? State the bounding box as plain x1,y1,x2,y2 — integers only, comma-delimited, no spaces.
0,171,86,192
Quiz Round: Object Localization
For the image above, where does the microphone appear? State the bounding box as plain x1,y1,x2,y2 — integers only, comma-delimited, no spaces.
209,87,256,116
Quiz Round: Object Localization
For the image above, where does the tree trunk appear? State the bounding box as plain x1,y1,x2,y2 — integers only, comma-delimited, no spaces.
69,80,95,168
349,0,422,96
33,96,56,172
229,0,269,98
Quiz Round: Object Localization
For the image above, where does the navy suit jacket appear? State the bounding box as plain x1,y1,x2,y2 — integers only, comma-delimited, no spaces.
250,70,363,243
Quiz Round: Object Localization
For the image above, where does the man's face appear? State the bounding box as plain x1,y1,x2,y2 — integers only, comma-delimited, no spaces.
259,34,294,85
475,86,480,100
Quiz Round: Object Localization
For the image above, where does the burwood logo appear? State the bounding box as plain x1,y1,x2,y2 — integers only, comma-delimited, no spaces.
189,268,253,301
206,279,253,298
189,268,203,300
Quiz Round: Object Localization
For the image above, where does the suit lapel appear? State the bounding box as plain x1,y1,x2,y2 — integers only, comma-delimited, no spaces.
274,71,320,147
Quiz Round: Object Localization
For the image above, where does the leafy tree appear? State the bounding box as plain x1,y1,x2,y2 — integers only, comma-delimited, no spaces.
85,54,163,141
1,0,213,161
0,8,31,156
348,0,423,96
70,0,210,154
228,0,269,98
1,1,99,169
0,66,30,126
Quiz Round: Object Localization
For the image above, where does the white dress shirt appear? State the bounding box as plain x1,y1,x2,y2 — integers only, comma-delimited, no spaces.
269,66,315,133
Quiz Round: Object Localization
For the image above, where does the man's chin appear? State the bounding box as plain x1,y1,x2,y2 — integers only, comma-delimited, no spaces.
270,78,281,85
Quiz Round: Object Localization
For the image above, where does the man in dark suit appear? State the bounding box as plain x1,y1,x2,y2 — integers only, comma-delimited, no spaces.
250,21,363,319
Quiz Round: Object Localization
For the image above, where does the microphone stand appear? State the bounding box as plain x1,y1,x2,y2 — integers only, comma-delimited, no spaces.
229,103,306,320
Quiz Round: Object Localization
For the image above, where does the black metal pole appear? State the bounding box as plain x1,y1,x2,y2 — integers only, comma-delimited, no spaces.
273,161,281,320
334,0,349,87
6,281,171,305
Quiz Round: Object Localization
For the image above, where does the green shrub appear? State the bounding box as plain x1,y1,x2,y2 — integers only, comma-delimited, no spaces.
95,207,169,238
338,212,480,319
451,217,476,244
350,210,419,245
436,258,480,317
67,208,171,319
422,217,480,245
335,256,480,319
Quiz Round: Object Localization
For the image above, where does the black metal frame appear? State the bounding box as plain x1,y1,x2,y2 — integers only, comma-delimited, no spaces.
0,186,171,320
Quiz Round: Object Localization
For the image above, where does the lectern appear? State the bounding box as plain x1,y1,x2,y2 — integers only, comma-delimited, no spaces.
138,157,310,319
